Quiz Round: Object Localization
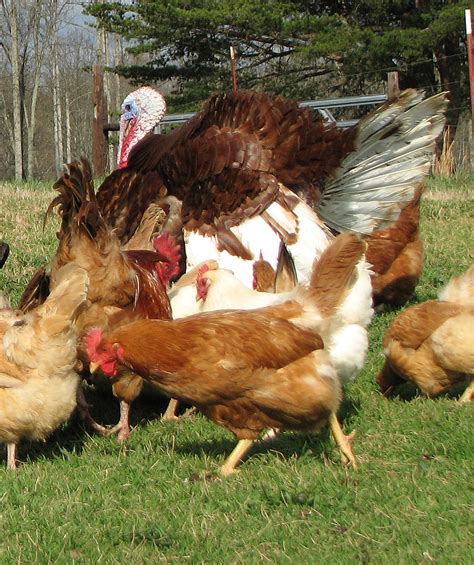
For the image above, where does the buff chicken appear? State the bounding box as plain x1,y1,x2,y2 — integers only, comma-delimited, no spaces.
377,264,474,400
86,233,368,475
0,264,88,469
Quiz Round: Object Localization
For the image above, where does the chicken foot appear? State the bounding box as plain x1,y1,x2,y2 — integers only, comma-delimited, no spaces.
102,400,132,442
328,412,358,469
75,385,109,436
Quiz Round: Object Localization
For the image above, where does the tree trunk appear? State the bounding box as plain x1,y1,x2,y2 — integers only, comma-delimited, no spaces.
26,67,40,179
52,44,64,176
65,90,71,163
10,2,23,180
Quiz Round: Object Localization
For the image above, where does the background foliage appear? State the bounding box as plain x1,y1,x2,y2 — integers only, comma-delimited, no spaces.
87,0,471,120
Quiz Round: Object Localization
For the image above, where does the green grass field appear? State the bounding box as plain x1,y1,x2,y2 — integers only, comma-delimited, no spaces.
0,174,472,563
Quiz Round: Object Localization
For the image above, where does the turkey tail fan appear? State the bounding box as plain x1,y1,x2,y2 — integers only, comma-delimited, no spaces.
317,90,449,234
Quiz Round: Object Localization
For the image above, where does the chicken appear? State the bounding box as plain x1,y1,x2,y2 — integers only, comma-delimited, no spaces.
377,264,474,400
93,87,447,307
85,233,369,475
18,159,180,440
365,185,424,307
0,263,88,469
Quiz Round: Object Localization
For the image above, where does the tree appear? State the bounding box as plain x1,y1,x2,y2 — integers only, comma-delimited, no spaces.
1,1,23,179
86,0,470,127
1,0,77,179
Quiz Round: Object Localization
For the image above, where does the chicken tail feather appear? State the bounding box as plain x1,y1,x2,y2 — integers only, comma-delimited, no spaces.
40,263,89,323
307,232,367,318
438,265,474,307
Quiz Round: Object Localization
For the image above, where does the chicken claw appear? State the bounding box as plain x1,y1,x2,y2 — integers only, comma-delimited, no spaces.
75,386,109,436
328,412,358,469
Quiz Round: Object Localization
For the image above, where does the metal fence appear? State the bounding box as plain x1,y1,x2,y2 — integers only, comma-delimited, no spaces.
157,93,388,131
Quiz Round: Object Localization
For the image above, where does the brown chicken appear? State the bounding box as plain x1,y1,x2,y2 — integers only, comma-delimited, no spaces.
365,185,424,307
19,159,180,440
0,264,88,469
85,233,367,475
377,264,474,400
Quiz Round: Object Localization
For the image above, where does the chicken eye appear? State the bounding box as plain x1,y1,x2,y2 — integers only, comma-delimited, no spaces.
13,320,25,327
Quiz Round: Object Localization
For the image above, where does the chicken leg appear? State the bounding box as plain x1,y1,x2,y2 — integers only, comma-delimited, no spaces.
6,443,17,470
161,398,180,421
459,380,474,403
328,412,358,469
75,385,109,436
220,439,255,476
103,400,132,441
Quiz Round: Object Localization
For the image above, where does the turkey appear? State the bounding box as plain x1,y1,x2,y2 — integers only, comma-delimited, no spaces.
98,87,448,305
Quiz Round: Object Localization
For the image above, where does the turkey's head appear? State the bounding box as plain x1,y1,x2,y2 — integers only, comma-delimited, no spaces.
118,85,167,169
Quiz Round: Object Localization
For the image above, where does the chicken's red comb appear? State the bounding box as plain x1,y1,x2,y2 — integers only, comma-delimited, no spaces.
196,264,211,301
154,232,181,272
197,264,210,278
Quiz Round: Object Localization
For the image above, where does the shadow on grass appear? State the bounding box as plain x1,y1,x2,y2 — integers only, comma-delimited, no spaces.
379,378,468,403
174,396,361,465
7,387,364,469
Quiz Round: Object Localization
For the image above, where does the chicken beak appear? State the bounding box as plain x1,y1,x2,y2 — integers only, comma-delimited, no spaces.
89,361,100,374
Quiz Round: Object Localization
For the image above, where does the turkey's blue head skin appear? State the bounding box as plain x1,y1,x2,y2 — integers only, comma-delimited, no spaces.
121,97,140,121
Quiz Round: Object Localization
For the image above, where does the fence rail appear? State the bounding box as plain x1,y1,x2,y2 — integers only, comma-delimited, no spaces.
157,93,388,130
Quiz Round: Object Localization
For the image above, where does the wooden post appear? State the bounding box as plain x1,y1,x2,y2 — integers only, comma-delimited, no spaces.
466,10,474,138
92,65,107,177
230,46,238,93
466,10,474,169
387,71,400,100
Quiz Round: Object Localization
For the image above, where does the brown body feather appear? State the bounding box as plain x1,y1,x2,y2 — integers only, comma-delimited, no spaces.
96,90,356,250
95,307,336,439
18,159,174,438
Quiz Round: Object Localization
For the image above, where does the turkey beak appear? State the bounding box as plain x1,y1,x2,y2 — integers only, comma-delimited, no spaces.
89,361,100,374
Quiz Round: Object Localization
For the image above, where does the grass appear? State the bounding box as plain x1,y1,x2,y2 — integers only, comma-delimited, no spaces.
0,174,473,563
